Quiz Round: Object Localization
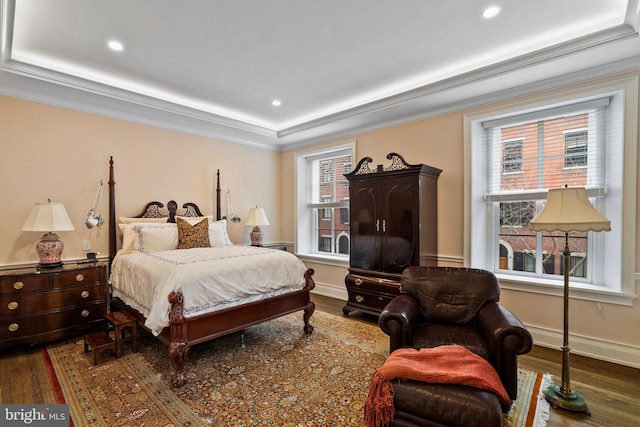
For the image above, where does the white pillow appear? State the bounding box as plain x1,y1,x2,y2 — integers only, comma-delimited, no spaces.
209,219,233,247
119,223,140,253
137,223,179,252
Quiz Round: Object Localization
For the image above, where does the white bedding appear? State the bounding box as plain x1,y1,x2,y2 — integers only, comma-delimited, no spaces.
109,245,308,335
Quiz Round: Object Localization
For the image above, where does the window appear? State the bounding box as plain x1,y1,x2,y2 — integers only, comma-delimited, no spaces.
466,77,637,305
564,129,588,168
340,207,350,224
321,196,331,219
502,139,523,173
295,143,354,259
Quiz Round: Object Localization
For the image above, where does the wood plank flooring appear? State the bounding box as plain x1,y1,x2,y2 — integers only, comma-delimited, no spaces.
1,293,638,427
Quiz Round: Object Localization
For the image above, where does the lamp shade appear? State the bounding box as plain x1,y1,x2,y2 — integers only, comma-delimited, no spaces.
529,187,610,233
245,207,270,227
21,202,75,232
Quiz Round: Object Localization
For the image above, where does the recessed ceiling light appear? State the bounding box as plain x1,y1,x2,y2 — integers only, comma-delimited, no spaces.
107,40,124,52
272,100,282,107
482,6,501,19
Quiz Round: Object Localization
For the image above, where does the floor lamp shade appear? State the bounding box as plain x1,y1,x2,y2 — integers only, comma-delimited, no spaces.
245,207,270,246
529,187,611,233
21,201,75,268
529,187,610,415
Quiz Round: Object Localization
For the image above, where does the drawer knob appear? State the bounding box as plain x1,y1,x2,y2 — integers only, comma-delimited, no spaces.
354,278,363,286
81,290,90,298
8,323,19,332
378,297,383,301
355,295,364,303
81,310,90,317
8,302,18,310
76,274,85,282
13,281,24,290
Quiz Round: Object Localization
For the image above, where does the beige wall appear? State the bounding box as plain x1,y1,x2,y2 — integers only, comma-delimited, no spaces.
0,95,281,265
281,72,640,367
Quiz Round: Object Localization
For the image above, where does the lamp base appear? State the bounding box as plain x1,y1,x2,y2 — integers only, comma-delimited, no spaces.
250,226,263,247
37,261,64,270
544,385,591,416
35,232,65,266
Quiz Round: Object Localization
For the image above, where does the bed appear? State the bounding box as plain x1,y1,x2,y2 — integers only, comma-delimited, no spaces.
106,157,315,387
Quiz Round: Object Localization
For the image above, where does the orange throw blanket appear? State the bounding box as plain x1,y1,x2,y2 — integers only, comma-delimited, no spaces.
364,345,510,427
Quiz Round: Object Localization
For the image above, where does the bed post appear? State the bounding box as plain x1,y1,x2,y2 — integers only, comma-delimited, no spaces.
216,169,221,221
303,269,316,334
108,156,116,266
168,291,188,387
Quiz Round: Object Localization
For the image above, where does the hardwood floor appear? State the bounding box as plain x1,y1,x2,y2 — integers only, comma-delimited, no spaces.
1,294,638,427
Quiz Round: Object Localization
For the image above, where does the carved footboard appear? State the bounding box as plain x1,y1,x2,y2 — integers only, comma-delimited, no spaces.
167,268,316,387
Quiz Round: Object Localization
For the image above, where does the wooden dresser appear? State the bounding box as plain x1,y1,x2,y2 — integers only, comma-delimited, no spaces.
0,262,107,348
343,153,441,317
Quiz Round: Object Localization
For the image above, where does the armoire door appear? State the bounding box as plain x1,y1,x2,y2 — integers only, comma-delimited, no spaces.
349,179,381,270
381,175,419,273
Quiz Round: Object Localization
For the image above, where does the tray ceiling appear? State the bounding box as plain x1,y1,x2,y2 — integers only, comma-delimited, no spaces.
1,0,639,150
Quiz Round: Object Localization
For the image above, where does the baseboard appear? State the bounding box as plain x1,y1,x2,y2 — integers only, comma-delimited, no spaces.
311,282,348,301
527,325,640,369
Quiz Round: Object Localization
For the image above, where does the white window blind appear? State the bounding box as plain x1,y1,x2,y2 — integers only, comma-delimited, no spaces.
483,97,609,203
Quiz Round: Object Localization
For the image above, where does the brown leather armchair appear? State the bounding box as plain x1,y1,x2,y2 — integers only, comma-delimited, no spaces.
379,266,533,403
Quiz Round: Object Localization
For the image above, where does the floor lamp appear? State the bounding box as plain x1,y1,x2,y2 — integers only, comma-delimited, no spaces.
529,187,610,415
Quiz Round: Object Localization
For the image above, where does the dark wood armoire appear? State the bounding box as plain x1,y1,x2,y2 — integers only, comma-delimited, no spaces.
343,152,442,316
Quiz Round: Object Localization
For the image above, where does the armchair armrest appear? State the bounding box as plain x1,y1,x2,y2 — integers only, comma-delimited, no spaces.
477,303,533,356
379,294,424,353
477,302,534,400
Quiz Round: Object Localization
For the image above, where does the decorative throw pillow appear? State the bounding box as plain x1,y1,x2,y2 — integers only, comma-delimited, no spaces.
177,217,210,249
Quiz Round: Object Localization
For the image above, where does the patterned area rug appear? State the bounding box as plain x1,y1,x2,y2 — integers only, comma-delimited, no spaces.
44,310,550,426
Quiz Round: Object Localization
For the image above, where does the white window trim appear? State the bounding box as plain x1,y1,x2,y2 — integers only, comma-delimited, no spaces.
463,76,638,306
294,141,355,265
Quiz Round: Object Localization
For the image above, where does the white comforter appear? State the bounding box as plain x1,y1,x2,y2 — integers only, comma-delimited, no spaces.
110,246,308,335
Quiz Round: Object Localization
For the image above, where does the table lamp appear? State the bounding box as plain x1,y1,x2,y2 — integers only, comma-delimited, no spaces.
245,206,270,246
22,199,75,268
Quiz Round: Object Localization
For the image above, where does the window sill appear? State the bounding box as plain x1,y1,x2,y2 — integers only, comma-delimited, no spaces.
496,273,637,306
295,253,349,268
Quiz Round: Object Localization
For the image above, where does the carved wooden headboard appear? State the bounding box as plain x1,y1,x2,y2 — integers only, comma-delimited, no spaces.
107,156,222,264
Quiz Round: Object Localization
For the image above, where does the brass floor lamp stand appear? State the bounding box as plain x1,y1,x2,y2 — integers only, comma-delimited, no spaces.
543,235,591,416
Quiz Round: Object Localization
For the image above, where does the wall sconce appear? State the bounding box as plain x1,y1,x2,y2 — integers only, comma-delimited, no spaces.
21,199,75,268
222,189,241,223
85,180,104,228
245,206,270,246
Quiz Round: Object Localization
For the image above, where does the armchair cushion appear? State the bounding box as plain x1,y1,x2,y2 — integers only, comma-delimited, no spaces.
413,324,490,361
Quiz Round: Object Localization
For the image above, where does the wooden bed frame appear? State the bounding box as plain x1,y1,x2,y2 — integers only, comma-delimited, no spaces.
107,156,316,387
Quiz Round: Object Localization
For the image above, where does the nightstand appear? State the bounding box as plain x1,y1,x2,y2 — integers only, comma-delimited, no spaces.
0,262,108,348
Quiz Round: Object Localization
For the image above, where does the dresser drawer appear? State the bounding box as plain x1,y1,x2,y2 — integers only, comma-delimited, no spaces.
0,274,49,294
0,284,105,316
346,288,396,313
345,273,401,295
0,301,106,340
52,266,104,288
